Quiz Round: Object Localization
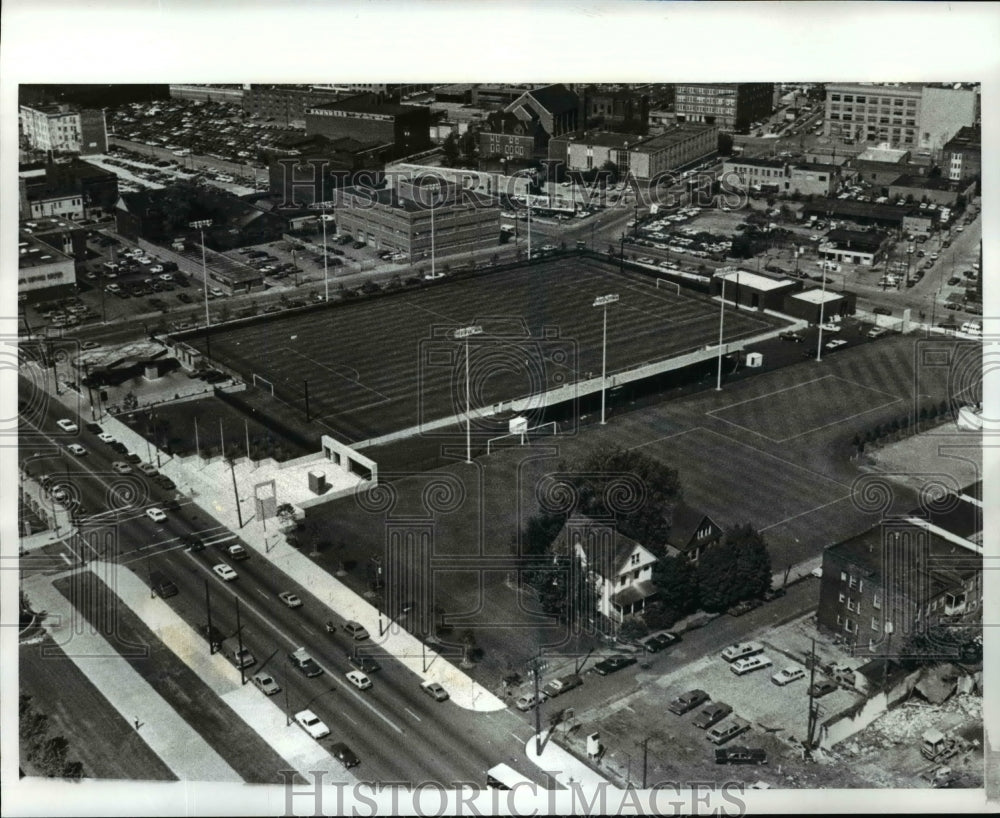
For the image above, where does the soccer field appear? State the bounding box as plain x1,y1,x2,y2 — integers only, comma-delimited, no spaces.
185,256,782,443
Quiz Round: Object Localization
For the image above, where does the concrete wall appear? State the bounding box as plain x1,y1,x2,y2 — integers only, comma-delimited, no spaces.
818,667,922,749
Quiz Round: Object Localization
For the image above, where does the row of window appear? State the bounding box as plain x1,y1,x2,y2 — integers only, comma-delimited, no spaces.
19,271,67,285
830,94,917,107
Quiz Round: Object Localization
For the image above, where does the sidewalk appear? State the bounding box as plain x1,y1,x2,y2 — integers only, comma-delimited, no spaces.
23,569,242,783
523,731,612,788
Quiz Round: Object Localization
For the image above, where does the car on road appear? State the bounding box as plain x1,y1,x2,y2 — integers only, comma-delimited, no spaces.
669,689,711,715
56,419,79,433
294,710,330,740
66,443,87,456
184,534,205,552
289,647,323,677
779,331,804,342
515,692,546,711
593,655,638,676
111,461,133,474
693,702,733,729
227,544,249,561
772,666,807,686
762,586,786,602
542,674,583,698
727,599,762,617
145,507,167,523
331,742,360,769
721,642,764,663
643,632,680,653
825,339,848,350
278,591,303,608
873,306,892,316
153,474,176,490
138,463,159,477
348,654,381,674
212,563,238,582
232,647,256,668
97,432,115,443
252,672,281,695
731,655,773,676
346,670,372,690
82,340,100,350
867,326,890,339
809,679,838,698
714,747,767,765
421,681,450,702
343,621,370,640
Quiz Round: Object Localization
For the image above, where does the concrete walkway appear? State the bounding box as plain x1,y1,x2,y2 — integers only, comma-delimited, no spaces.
523,731,612,788
23,569,241,783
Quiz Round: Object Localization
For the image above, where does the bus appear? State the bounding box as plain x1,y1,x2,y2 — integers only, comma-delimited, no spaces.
485,763,536,791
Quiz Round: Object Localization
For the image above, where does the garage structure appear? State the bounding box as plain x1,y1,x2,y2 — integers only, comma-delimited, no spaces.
711,268,801,312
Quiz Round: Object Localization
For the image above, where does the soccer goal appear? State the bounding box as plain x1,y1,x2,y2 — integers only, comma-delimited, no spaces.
252,373,275,396
486,420,558,455
656,278,681,294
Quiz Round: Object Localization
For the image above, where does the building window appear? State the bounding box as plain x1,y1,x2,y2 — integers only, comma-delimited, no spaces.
871,617,879,632
872,593,881,610
838,593,846,604
836,615,842,626
845,618,856,634
840,571,847,582
858,580,864,594
849,575,857,589
631,553,640,565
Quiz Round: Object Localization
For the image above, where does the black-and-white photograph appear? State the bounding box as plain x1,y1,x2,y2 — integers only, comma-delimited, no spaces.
2,3,997,816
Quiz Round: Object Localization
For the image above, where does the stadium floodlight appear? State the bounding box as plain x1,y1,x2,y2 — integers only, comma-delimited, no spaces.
322,205,330,303
189,219,213,330
454,325,484,463
592,294,619,424
716,272,727,391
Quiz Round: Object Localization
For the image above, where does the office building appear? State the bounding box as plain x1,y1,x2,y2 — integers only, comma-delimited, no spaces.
673,83,774,133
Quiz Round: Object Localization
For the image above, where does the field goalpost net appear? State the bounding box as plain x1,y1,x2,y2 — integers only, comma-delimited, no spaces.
252,373,275,396
486,421,558,455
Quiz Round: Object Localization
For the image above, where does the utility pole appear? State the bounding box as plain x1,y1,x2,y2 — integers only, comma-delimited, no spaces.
205,580,215,655
641,736,649,789
531,653,543,756
229,456,243,528
806,637,818,754
303,379,311,422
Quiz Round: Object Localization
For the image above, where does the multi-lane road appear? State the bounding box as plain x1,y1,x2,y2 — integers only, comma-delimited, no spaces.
20,402,549,786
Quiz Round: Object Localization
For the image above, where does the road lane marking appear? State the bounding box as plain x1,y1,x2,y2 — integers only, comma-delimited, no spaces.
404,707,421,722
60,553,72,566
341,712,358,727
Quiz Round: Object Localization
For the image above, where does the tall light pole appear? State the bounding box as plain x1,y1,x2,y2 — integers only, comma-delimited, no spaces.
321,205,330,302
190,219,213,329
454,326,483,463
593,294,619,424
815,266,829,363
430,191,437,278
716,272,727,391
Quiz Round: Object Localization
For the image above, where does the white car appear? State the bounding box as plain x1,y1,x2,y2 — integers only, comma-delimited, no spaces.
145,507,167,523
278,591,303,608
209,287,225,298
97,432,116,443
345,670,372,690
67,443,87,456
252,672,281,696
294,710,330,740
825,339,847,350
730,654,773,676
213,563,238,582
721,642,764,663
818,322,841,333
771,666,806,686
56,419,79,433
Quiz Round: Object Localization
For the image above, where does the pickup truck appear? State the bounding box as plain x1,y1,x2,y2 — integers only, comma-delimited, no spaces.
289,647,323,678
541,674,583,699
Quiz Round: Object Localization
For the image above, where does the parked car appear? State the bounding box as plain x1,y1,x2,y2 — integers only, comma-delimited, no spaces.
779,331,804,342
693,702,733,729
809,679,838,698
145,507,167,523
707,716,751,745
867,326,890,339
593,655,637,676
873,306,892,316
227,544,249,561
421,681,449,702
771,666,806,686
111,461,133,474
251,672,281,696
343,621,370,640
66,443,87,456
762,586,786,602
515,692,546,711
643,632,680,653
542,674,583,698
714,746,766,765
730,654,773,676
348,654,381,674
669,689,710,715
721,642,763,663
138,463,159,477
727,599,762,617
232,647,256,668
294,710,330,740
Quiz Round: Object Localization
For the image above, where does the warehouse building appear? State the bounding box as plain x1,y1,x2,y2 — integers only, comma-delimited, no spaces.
710,268,801,311
306,96,431,159
819,228,890,267
782,288,855,324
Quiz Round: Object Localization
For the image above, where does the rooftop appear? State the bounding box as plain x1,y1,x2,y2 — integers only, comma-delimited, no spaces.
856,146,909,164
635,123,716,152
726,156,786,169
889,174,959,192
563,131,645,149
311,97,420,117
825,228,888,252
716,268,794,291
18,231,72,269
790,289,843,305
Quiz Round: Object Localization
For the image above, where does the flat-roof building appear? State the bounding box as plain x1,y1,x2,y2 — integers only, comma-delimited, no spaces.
783,288,855,324
674,83,774,133
942,125,981,183
819,228,890,267
18,229,76,299
306,96,431,159
628,124,717,180
19,103,107,155
710,268,800,311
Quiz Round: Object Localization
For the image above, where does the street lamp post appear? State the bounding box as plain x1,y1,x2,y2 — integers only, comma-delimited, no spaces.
593,294,619,424
815,267,829,363
454,326,483,463
190,219,213,362
321,205,330,302
716,273,727,390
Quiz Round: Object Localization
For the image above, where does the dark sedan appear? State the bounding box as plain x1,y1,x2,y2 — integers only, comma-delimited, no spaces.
593,655,638,676
669,689,710,715
330,742,360,769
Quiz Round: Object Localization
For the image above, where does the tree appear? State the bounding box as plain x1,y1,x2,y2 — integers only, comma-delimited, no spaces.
717,132,734,156
651,554,699,617
695,524,772,611
460,629,480,665
618,614,648,641
441,133,459,166
36,736,70,776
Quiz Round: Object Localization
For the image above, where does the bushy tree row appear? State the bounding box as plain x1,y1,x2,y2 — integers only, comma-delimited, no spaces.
19,695,84,779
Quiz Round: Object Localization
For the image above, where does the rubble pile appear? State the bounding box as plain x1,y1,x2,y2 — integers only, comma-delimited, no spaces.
839,693,982,756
